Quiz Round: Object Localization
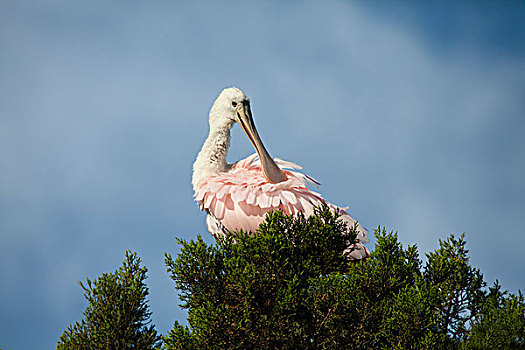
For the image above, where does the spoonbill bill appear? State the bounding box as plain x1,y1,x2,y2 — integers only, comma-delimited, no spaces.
192,87,369,260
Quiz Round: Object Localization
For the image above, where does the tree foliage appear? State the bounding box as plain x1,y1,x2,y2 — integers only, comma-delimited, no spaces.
57,251,161,350
163,207,525,349
57,207,525,349
463,282,525,349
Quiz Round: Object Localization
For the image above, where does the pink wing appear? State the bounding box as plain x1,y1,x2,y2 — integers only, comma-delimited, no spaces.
194,154,369,259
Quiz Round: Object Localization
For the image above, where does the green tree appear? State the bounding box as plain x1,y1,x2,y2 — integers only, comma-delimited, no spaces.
163,206,358,350
424,234,485,346
163,207,525,349
57,251,161,350
462,281,525,349
58,207,525,349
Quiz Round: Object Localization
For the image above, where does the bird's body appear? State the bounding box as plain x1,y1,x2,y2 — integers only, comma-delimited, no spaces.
192,87,369,260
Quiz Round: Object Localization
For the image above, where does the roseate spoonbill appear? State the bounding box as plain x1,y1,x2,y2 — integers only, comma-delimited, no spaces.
192,87,369,259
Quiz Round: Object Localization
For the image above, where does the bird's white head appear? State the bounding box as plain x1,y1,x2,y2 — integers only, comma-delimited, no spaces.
209,87,250,130
207,86,286,183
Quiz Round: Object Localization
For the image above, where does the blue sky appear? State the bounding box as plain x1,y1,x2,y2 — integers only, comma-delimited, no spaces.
1,1,524,349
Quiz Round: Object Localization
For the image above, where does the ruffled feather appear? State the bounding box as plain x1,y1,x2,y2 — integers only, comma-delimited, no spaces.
194,153,369,259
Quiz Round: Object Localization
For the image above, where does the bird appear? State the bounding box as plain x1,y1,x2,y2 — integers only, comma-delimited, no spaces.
192,87,369,260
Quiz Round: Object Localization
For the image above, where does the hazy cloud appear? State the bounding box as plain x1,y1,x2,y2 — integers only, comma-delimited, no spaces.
1,1,524,349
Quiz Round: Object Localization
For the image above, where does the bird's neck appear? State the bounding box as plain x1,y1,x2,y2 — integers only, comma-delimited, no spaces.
192,123,232,190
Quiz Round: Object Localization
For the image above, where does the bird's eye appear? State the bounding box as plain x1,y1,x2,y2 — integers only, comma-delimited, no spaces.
231,101,237,107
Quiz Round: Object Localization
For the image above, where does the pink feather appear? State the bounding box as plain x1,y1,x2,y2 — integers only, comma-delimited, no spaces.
193,153,369,259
